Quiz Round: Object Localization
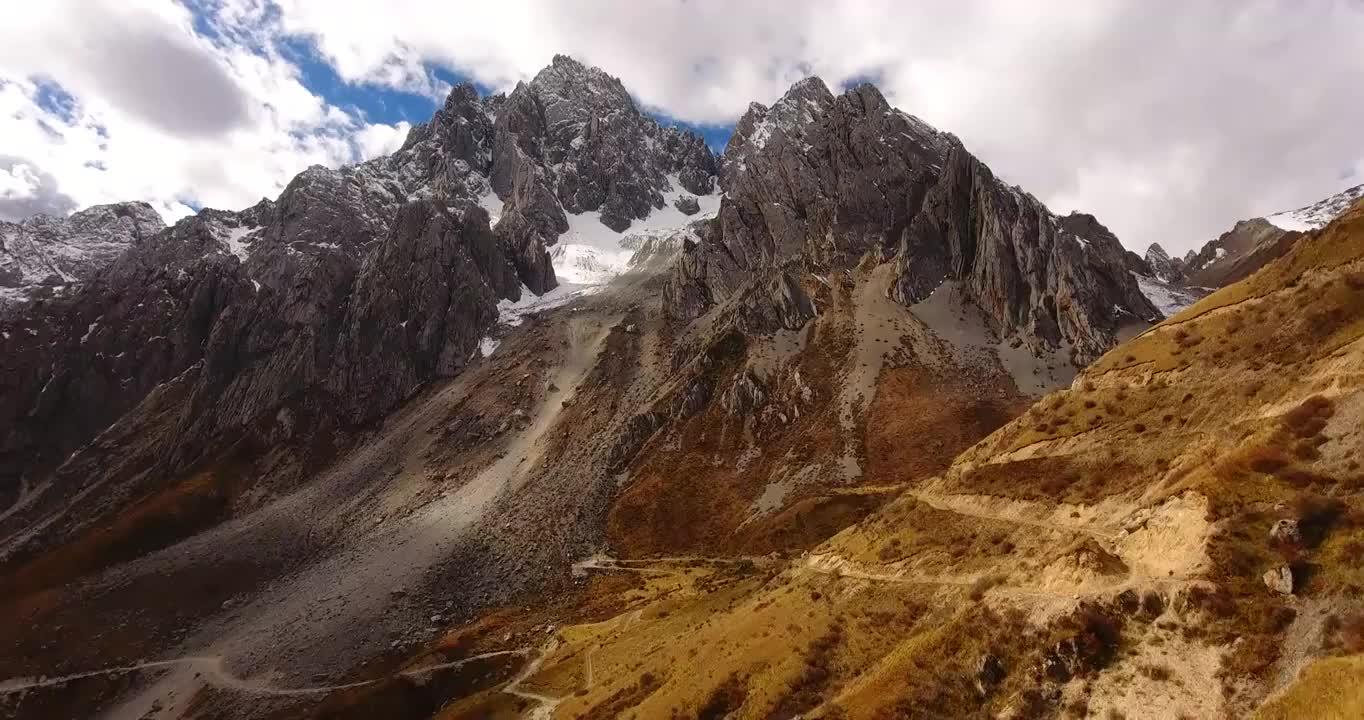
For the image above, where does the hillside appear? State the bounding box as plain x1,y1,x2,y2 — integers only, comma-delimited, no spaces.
332,200,1363,720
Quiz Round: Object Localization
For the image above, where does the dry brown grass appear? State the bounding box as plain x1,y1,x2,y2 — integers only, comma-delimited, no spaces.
765,623,843,719
697,673,749,719
2,458,251,598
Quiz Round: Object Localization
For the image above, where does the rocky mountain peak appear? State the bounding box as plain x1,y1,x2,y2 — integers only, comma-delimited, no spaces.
1,200,165,309
1143,242,1184,283
531,53,637,121
1145,242,1170,263
723,76,835,181
675,76,1158,363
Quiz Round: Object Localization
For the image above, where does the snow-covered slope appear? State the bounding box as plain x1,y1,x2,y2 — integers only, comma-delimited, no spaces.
1266,182,1364,232
543,175,720,285
1132,271,1206,318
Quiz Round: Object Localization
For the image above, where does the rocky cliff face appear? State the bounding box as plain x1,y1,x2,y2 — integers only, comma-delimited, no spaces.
0,201,164,309
1144,243,1184,284
488,55,719,290
668,79,1158,364
0,56,720,517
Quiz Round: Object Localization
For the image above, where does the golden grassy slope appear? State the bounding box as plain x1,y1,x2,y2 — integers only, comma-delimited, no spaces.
496,201,1364,719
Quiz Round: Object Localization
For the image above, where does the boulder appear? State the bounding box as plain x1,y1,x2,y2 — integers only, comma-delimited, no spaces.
1263,565,1294,595
673,195,701,215
1269,518,1301,545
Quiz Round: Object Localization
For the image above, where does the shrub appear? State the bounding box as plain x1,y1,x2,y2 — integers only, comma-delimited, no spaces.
1186,586,1236,618
1282,395,1334,438
698,674,747,720
1340,614,1364,654
1295,493,1345,547
969,574,1006,601
1139,663,1172,682
1340,540,1364,565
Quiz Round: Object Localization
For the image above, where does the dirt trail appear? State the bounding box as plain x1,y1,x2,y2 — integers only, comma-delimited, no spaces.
0,650,529,698
574,551,1098,603
502,639,563,719
907,488,1121,542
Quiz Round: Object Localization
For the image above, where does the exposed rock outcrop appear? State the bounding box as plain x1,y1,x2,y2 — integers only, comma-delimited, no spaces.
668,78,1158,364
0,201,164,310
1144,243,1184,284
494,55,717,234
0,56,724,504
1263,565,1294,595
674,195,701,215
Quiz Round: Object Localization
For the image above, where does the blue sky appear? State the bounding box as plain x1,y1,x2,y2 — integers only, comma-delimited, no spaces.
185,0,734,150
3,0,1360,252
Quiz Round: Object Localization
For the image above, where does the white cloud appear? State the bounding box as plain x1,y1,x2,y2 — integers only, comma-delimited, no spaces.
1,0,1362,255
353,121,412,161
0,0,409,223
266,0,1364,254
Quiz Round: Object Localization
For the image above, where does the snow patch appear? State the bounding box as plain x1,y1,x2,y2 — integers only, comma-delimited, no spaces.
479,336,500,357
220,225,258,261
548,173,721,285
477,188,503,227
497,283,601,327
1265,183,1364,232
1133,272,1199,318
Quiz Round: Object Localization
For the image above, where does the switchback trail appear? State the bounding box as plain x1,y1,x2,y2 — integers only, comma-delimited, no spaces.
0,649,529,698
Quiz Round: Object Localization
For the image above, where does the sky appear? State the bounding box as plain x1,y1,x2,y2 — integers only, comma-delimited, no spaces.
1,1,1362,254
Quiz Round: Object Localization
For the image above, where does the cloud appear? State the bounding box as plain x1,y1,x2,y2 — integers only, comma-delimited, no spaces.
353,121,412,161
0,156,78,221
1,0,1361,255
265,0,1364,254
0,2,253,138
0,0,412,224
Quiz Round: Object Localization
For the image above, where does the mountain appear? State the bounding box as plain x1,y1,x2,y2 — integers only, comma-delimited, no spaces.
469,198,1364,720
4,56,1349,720
0,201,163,310
1265,182,1364,232
1137,183,1364,317
673,78,1158,364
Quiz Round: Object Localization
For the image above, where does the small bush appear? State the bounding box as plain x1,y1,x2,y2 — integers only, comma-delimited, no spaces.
1340,540,1364,565
1282,395,1334,438
1295,493,1345,547
697,674,748,720
1339,614,1364,654
1139,663,1172,682
969,574,1006,601
1186,586,1236,618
